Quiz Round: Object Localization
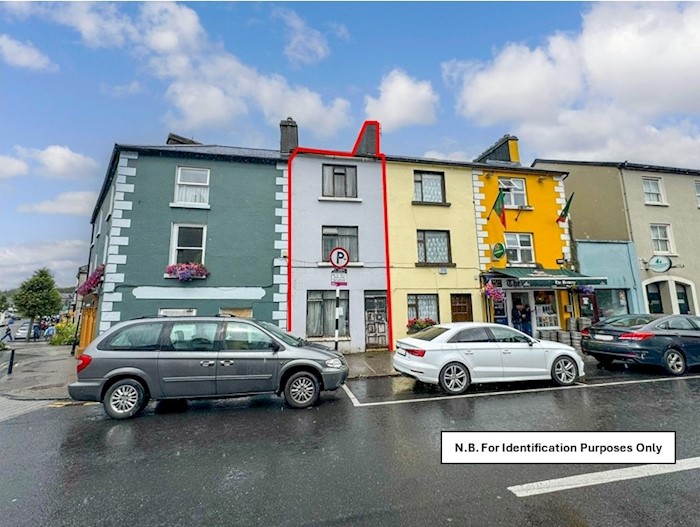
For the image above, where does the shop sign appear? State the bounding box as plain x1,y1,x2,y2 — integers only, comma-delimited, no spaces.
648,255,672,273
492,243,506,260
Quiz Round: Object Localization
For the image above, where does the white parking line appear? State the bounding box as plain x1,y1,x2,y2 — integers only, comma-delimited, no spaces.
508,456,700,497
342,373,700,408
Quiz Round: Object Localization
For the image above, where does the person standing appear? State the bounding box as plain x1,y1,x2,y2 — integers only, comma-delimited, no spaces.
511,302,524,332
522,304,533,336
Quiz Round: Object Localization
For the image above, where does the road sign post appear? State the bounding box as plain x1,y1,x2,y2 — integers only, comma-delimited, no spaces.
329,247,349,351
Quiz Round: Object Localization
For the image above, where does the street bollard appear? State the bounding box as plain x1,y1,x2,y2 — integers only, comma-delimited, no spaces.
7,348,15,375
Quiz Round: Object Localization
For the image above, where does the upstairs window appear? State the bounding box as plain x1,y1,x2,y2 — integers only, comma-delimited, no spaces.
642,178,664,204
322,226,358,261
417,230,451,264
505,232,534,264
322,165,357,198
414,172,445,203
499,178,527,207
650,224,672,254
171,224,206,264
175,167,210,206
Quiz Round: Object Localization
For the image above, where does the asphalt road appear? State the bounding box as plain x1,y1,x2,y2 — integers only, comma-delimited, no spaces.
1,368,699,527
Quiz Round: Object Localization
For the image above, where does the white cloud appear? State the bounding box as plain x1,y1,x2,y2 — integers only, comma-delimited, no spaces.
99,80,142,98
17,191,98,216
328,22,350,41
0,155,29,179
0,34,57,71
365,69,439,132
273,8,330,66
445,2,700,166
0,240,90,290
15,145,100,179
422,150,471,162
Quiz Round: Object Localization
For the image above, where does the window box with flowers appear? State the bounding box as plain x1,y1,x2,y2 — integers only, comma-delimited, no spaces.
165,262,209,282
406,317,437,334
77,264,105,296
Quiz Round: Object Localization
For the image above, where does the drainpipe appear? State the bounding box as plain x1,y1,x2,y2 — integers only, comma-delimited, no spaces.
617,162,634,241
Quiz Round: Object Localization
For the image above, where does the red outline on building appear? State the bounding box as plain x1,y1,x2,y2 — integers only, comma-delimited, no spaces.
286,121,394,350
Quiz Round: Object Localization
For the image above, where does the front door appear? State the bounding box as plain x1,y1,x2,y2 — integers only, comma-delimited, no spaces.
159,321,219,397
217,321,279,394
489,325,547,378
364,292,388,349
450,294,473,322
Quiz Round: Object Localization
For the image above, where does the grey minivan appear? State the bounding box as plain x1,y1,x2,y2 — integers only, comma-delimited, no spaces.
68,316,349,419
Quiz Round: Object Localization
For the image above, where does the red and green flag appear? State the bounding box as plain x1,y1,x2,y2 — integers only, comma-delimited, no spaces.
556,193,575,223
489,190,506,228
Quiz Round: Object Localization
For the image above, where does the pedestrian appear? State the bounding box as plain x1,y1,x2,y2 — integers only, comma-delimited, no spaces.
522,304,533,336
43,324,56,341
0,325,12,342
511,302,524,332
32,323,40,341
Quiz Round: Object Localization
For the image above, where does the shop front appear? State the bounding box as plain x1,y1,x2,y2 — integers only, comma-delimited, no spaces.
482,268,608,335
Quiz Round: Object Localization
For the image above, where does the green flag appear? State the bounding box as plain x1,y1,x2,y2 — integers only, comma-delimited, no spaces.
557,193,574,223
490,190,506,228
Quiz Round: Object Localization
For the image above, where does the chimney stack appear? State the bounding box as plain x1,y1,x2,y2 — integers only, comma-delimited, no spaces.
280,117,298,155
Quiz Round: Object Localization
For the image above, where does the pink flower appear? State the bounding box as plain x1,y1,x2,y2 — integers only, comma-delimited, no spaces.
166,262,209,282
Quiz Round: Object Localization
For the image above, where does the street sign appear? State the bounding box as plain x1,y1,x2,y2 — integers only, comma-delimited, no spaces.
331,269,347,286
329,246,350,269
648,255,672,273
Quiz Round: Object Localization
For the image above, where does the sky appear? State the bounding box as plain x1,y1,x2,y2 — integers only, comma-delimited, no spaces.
2,1,700,290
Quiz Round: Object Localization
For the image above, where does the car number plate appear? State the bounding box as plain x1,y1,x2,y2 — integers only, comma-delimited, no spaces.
594,334,614,341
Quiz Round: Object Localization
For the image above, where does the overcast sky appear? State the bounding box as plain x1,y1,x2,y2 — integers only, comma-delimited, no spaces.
2,2,700,290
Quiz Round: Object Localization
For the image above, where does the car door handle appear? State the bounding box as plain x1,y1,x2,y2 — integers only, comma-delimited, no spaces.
502,351,511,354
463,351,474,355
200,360,216,367
220,360,234,367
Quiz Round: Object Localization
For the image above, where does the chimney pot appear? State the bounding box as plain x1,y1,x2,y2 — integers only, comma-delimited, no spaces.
280,117,298,155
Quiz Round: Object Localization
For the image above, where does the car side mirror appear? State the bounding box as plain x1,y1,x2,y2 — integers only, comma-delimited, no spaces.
528,338,535,346
270,341,281,352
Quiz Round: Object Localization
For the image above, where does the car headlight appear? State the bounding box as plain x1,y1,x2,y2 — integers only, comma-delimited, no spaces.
325,358,343,369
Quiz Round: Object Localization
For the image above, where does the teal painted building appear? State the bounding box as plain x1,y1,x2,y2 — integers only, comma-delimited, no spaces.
86,142,287,335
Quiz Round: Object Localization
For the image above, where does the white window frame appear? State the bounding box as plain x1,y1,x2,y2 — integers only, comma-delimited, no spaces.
499,178,527,208
695,181,700,207
106,185,115,220
650,223,674,255
96,210,103,238
172,167,211,208
169,223,207,265
159,308,197,316
642,177,666,205
505,232,534,265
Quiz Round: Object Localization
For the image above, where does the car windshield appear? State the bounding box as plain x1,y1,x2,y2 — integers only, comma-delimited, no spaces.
408,326,450,341
599,315,656,328
257,320,305,347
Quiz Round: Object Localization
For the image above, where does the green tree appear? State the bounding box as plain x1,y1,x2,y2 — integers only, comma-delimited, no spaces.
14,269,62,339
0,294,8,313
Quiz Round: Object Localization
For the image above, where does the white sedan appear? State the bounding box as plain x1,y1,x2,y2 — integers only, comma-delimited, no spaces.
392,322,585,395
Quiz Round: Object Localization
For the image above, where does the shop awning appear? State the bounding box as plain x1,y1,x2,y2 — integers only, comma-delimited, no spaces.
486,268,607,288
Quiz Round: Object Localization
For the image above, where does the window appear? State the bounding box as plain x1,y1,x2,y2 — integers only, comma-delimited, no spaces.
642,178,664,204
170,224,206,264
499,178,527,207
166,322,218,351
414,172,445,203
158,308,197,317
307,290,349,338
101,323,164,351
322,165,357,198
650,224,672,254
224,321,275,350
695,181,700,207
490,325,531,343
449,327,492,343
175,167,210,206
505,233,534,264
646,283,664,314
107,185,115,219
657,317,695,331
417,230,451,264
407,294,439,321
322,226,358,261
595,290,629,319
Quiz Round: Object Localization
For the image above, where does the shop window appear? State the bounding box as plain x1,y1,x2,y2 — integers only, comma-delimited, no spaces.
676,283,690,315
534,290,558,328
646,283,664,314
594,289,629,319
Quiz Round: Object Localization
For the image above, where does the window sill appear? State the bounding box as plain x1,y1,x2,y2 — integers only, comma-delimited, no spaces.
415,262,456,268
163,274,207,279
412,201,451,207
651,253,678,257
505,205,533,211
169,203,211,210
317,262,364,267
318,197,362,203
644,202,669,207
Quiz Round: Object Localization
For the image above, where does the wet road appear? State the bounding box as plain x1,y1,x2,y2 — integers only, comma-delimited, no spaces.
2,365,700,527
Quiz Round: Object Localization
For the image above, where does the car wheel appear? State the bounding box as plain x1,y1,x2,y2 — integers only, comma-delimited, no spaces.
284,371,320,409
663,349,686,376
103,378,149,420
552,356,578,386
439,362,470,395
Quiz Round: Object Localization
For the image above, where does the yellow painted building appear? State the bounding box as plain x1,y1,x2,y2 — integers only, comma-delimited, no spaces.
385,158,484,342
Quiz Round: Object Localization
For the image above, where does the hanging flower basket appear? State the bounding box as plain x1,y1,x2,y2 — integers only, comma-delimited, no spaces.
407,317,436,334
77,264,105,296
165,262,209,282
571,284,595,295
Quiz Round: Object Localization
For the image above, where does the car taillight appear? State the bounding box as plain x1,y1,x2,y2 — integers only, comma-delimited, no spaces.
406,348,426,357
619,332,655,341
580,328,590,337
77,354,92,373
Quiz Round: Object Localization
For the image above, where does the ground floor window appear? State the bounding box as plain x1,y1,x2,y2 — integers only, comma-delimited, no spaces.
307,290,349,337
407,294,439,321
534,290,558,328
646,283,664,314
595,289,629,319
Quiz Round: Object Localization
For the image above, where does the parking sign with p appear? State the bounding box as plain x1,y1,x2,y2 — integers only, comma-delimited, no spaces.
329,247,350,269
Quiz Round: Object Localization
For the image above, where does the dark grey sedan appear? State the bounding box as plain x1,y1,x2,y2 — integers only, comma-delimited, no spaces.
581,314,700,374
68,316,349,419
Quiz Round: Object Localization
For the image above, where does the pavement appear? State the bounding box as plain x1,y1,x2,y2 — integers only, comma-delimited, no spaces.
0,342,397,401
